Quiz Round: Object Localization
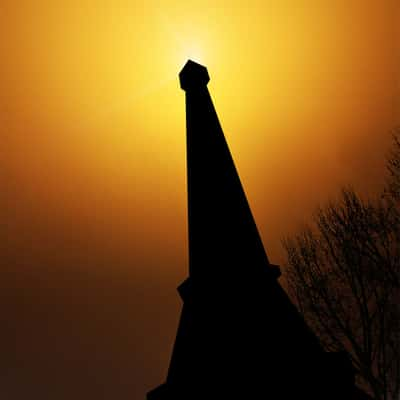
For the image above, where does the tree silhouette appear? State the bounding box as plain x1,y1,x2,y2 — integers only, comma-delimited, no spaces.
283,131,400,400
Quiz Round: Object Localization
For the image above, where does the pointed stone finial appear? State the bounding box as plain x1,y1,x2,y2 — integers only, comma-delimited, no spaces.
179,60,210,91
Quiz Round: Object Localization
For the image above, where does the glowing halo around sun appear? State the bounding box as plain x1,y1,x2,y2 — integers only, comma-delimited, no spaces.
174,38,207,68
1,0,398,277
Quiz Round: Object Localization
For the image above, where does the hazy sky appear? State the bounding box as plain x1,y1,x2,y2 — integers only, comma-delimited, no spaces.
1,1,399,399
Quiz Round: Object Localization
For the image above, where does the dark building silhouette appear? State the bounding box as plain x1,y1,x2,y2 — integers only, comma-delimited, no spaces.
147,60,370,399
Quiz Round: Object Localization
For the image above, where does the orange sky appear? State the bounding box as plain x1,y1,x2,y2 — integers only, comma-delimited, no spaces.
1,1,399,398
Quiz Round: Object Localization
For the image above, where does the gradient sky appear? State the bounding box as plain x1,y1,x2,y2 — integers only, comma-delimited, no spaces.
1,1,399,399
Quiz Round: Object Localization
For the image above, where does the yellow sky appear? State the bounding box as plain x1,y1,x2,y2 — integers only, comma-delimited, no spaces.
1,1,399,398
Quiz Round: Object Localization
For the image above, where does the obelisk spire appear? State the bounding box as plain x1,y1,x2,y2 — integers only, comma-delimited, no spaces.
179,60,273,281
147,61,359,400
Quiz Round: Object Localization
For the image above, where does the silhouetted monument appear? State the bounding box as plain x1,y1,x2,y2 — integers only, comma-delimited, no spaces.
147,60,369,399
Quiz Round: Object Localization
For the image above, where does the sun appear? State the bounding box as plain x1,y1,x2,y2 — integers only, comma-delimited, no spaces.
154,10,214,81
177,43,206,67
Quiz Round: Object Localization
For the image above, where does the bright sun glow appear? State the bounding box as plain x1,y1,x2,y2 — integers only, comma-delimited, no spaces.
2,0,398,273
178,45,205,67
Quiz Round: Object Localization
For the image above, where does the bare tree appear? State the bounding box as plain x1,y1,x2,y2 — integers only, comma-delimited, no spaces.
386,129,400,203
283,132,400,400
